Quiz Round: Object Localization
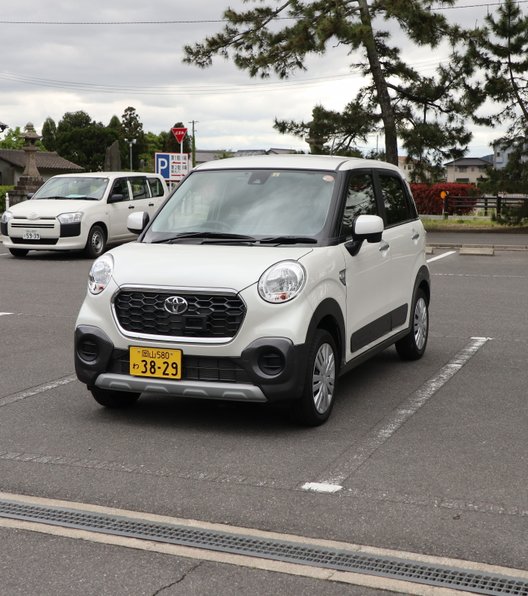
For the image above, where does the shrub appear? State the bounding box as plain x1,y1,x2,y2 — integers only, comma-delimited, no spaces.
410,183,479,216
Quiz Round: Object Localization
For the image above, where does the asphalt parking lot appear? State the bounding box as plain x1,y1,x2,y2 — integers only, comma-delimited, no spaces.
0,234,527,595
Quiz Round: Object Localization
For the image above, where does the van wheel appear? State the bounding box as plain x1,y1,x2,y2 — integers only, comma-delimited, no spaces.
9,248,29,257
291,330,338,426
90,387,140,409
85,225,106,258
396,288,429,360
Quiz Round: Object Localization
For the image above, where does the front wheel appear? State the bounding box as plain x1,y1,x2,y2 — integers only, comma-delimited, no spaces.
9,248,29,258
396,288,429,360
85,225,106,258
90,387,140,409
291,330,338,426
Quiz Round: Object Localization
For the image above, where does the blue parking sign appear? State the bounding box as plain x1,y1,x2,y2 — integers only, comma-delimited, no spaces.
155,153,170,180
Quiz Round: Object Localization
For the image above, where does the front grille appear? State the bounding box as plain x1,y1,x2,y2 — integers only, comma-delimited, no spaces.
114,290,246,339
109,352,251,383
11,222,55,229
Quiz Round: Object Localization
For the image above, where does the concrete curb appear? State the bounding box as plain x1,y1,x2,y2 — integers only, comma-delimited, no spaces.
427,243,528,252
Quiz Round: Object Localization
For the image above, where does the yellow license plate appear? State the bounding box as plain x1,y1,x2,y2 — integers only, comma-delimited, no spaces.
129,346,182,379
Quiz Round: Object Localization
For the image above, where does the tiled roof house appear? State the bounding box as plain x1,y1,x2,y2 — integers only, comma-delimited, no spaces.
0,149,83,186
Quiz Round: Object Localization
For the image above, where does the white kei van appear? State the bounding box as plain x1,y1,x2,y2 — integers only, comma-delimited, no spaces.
1,172,169,258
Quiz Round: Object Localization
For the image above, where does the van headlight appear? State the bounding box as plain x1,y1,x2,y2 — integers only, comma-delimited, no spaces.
1,210,13,224
58,212,83,224
258,261,306,303
88,254,114,295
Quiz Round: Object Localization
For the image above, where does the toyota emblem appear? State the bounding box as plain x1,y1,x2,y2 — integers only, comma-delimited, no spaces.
164,295,188,315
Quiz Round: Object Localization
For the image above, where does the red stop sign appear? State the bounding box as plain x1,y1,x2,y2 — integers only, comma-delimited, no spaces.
172,127,187,144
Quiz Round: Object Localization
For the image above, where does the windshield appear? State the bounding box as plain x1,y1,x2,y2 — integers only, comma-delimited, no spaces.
32,176,109,200
145,169,335,242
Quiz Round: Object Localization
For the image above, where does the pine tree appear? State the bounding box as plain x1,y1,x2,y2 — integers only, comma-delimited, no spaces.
183,0,472,166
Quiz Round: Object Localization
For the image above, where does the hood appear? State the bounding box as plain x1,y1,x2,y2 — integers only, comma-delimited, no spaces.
109,242,313,292
9,198,98,218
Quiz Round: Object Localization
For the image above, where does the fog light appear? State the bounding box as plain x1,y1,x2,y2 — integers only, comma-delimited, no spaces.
258,350,285,376
78,338,99,362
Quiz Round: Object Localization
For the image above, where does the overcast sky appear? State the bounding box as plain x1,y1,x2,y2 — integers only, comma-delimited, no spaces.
0,1,517,157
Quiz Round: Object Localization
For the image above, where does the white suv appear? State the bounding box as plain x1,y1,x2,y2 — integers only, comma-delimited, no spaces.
74,155,430,425
1,172,169,258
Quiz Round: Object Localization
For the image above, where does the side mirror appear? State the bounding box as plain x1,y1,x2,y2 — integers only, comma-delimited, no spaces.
345,214,384,256
107,193,124,204
127,211,149,234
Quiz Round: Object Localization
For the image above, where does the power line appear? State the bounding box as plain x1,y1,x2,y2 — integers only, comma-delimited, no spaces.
1,2,527,25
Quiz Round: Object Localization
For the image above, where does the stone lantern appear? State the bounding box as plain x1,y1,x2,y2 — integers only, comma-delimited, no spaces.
21,122,42,179
8,122,45,205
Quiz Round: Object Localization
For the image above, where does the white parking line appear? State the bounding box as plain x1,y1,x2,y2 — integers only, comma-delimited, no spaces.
302,336,491,493
0,375,76,408
0,312,13,316
427,250,457,263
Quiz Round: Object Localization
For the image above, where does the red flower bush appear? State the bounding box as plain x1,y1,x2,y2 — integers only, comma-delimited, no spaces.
410,183,479,215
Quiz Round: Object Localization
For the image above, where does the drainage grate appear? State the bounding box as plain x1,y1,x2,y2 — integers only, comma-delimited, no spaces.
1,498,527,595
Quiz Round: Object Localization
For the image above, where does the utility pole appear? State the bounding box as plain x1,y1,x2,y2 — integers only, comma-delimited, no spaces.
189,120,198,167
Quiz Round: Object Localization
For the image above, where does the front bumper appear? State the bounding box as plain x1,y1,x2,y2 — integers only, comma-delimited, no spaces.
75,325,307,403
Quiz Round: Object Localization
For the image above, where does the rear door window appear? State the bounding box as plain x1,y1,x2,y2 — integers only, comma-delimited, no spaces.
378,173,415,226
129,177,149,201
147,177,165,197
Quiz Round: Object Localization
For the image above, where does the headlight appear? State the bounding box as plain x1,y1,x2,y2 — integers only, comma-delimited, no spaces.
88,254,114,295
258,261,306,303
1,211,13,224
58,212,83,224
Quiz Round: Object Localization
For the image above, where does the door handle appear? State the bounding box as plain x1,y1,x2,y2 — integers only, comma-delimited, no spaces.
128,205,135,209
412,232,420,241
379,241,390,252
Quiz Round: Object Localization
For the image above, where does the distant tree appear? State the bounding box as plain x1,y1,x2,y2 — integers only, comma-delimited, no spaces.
183,0,474,165
141,131,165,171
55,111,116,171
469,0,528,135
0,127,25,149
121,107,146,170
466,0,528,189
275,101,373,156
41,117,57,151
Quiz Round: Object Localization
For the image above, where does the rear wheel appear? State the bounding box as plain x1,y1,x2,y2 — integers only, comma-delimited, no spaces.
85,225,106,258
291,329,338,426
396,288,429,360
90,387,140,409
9,248,29,257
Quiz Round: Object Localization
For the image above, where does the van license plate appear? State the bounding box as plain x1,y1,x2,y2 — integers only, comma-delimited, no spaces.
23,231,40,240
129,346,182,379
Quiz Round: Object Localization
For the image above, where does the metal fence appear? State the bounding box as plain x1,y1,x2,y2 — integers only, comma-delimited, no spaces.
443,194,528,216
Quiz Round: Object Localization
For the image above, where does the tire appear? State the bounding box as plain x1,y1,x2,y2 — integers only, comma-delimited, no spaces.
9,248,29,257
85,225,106,258
90,387,140,409
291,329,338,426
396,288,429,361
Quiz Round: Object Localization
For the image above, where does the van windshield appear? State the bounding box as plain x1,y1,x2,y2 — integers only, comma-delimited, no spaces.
146,169,336,241
33,177,109,200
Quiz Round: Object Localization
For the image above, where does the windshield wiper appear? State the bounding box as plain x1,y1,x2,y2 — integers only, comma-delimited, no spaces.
151,232,257,244
259,236,318,245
